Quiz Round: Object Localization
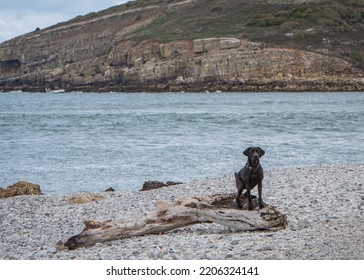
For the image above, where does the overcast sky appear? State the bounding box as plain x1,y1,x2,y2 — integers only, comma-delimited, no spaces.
0,0,130,43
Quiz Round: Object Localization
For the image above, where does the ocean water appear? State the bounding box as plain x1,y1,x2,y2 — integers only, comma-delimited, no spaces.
0,92,363,194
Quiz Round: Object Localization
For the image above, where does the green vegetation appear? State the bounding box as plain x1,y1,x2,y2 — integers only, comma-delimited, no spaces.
293,30,316,40
125,0,363,42
126,0,275,41
247,0,364,32
350,52,364,62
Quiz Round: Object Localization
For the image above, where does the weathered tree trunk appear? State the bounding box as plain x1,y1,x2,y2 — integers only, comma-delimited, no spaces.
63,193,287,250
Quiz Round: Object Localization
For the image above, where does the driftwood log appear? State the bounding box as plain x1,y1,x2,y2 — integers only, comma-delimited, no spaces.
63,193,287,250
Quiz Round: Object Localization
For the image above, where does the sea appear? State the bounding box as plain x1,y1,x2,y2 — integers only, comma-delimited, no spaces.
0,91,363,194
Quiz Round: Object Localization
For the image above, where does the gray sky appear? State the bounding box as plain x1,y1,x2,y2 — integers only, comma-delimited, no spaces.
0,0,130,43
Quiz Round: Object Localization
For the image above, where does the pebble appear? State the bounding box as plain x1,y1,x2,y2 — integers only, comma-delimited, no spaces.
0,164,363,260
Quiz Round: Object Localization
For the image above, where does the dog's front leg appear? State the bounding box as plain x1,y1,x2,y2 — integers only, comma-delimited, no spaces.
258,182,265,209
236,184,244,209
246,186,254,210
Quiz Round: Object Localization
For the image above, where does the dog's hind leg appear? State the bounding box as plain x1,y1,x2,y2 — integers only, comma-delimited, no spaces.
258,182,266,209
246,185,254,210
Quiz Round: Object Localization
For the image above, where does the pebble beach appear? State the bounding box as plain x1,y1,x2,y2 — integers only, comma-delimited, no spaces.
0,164,363,260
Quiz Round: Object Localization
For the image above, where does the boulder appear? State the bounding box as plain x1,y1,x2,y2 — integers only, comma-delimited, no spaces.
140,181,183,191
0,181,43,198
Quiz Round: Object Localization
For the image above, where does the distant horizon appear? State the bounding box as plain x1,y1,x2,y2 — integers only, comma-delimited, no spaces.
0,0,129,43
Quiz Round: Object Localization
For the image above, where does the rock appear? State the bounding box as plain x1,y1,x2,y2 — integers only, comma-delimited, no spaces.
193,38,241,53
105,187,115,192
140,181,183,191
160,43,175,58
193,39,205,53
141,181,166,191
67,194,106,204
166,181,183,186
0,181,43,198
218,38,241,50
193,38,220,53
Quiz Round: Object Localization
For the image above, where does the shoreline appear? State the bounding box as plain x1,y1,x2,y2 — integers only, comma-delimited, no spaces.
0,164,363,260
2,79,364,93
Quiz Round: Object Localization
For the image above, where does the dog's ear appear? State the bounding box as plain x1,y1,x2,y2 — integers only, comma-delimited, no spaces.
243,147,251,157
258,147,265,157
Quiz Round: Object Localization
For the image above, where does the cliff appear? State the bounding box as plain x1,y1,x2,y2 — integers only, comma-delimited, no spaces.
1,0,363,92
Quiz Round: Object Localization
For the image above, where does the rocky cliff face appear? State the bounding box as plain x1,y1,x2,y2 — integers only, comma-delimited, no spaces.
0,0,363,92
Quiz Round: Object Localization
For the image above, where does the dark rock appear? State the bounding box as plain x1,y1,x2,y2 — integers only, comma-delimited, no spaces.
166,181,183,186
140,181,183,191
105,187,115,192
141,181,166,191
0,181,43,198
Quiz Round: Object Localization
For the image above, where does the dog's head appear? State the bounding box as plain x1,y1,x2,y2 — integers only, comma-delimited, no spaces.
243,147,265,165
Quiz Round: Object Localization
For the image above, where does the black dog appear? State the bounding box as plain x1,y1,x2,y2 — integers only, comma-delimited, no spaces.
235,147,265,210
